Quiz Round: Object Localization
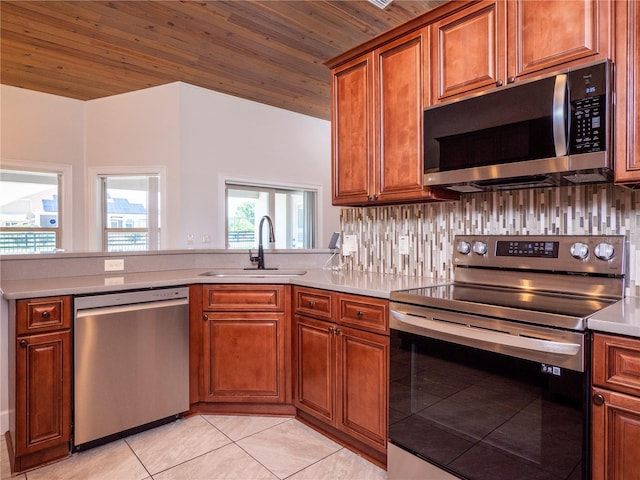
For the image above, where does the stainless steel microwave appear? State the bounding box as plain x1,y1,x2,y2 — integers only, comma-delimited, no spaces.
423,60,612,192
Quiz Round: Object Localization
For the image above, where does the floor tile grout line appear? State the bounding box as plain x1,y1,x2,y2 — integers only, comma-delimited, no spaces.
122,438,153,480
133,415,237,478
200,414,294,443
281,447,347,480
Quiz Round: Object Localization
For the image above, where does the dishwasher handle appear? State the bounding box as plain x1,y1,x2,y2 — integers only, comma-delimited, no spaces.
76,298,188,318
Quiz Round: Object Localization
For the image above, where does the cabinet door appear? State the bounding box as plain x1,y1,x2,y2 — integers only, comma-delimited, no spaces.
591,388,640,480
614,0,640,183
507,0,611,79
293,315,335,423
332,54,373,205
204,312,285,403
15,330,71,455
430,0,504,101
336,326,389,451
375,30,427,201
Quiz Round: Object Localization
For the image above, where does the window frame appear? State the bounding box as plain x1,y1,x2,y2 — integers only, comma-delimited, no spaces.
0,160,73,253
88,166,166,252
221,176,322,250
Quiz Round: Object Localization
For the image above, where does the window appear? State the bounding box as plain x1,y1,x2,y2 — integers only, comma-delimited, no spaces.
0,169,62,254
99,175,160,252
225,181,317,249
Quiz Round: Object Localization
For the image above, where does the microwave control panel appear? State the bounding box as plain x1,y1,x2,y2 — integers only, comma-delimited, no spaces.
569,62,608,154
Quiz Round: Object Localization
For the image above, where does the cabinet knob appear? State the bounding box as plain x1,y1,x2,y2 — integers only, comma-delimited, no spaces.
356,310,364,317
496,79,504,87
373,194,379,201
19,339,28,348
507,76,516,84
41,310,51,319
308,300,315,308
592,394,605,406
203,314,208,321
334,327,341,335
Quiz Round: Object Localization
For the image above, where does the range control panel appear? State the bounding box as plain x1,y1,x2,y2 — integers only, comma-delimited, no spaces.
454,235,625,275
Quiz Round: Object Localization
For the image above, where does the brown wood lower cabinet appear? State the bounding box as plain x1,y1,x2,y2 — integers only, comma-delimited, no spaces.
292,287,389,465
192,285,293,414
592,333,640,480
7,296,72,473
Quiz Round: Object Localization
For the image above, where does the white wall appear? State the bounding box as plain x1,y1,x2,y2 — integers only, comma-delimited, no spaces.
178,82,336,249
85,83,182,250
1,81,336,433
0,85,86,250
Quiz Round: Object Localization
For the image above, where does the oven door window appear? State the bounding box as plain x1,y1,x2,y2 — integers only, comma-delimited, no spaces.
389,329,587,480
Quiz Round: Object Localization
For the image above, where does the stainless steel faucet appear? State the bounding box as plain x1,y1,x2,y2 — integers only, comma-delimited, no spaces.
248,215,275,269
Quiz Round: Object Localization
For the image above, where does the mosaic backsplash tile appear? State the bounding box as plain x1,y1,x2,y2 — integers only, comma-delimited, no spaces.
339,184,640,296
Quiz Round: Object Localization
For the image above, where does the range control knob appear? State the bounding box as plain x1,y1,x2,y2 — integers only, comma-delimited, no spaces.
594,243,615,261
473,241,488,255
570,242,589,260
457,241,471,255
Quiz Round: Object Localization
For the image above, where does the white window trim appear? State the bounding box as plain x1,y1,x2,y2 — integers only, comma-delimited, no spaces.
0,159,73,252
87,166,167,251
219,174,323,250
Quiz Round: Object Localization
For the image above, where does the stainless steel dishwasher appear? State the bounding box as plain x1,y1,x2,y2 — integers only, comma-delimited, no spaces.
73,287,189,450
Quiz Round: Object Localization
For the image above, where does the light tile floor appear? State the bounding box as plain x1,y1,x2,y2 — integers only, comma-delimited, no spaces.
1,415,387,480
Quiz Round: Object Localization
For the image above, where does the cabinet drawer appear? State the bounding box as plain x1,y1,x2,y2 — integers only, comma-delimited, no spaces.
337,294,388,334
203,285,285,311
16,296,71,335
593,333,640,397
294,287,334,321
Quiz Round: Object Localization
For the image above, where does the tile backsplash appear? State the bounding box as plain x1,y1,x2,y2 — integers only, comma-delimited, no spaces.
340,184,640,296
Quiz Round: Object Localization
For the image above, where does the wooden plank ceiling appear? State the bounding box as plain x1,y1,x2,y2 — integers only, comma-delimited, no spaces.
1,0,446,120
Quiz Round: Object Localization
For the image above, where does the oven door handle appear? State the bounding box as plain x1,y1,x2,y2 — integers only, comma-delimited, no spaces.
391,310,581,356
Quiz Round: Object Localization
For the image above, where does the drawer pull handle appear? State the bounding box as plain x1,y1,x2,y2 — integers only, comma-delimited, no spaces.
41,311,51,319
19,340,28,348
592,394,605,406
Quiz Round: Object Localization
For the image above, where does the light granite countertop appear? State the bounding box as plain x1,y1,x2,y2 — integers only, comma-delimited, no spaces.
587,296,640,338
2,266,637,338
0,267,445,301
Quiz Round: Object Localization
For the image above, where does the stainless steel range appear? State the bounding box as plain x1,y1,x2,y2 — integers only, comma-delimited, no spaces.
388,235,626,480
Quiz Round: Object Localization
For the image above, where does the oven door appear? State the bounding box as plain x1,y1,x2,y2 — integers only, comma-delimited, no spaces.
389,304,589,480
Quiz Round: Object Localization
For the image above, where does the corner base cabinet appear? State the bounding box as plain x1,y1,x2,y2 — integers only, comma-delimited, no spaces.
6,296,72,473
292,287,389,464
190,285,292,414
591,333,640,480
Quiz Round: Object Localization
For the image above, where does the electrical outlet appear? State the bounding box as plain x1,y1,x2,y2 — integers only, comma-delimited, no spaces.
342,235,358,256
399,235,410,255
104,258,125,271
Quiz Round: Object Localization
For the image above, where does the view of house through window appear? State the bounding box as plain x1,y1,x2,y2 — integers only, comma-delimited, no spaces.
226,182,317,249
0,169,61,254
101,175,160,251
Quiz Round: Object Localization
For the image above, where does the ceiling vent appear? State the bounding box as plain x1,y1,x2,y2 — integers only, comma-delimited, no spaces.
368,0,394,9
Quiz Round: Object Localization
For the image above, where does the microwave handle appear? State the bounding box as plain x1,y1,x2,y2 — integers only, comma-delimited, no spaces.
553,74,568,157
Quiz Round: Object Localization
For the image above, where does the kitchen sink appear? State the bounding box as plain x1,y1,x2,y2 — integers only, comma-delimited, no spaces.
199,269,307,277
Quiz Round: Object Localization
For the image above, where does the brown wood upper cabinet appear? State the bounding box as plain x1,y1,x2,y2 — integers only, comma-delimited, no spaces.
430,0,612,103
330,29,458,206
613,0,640,184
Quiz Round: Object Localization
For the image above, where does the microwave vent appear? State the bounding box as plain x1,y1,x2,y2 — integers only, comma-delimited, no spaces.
563,172,610,184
